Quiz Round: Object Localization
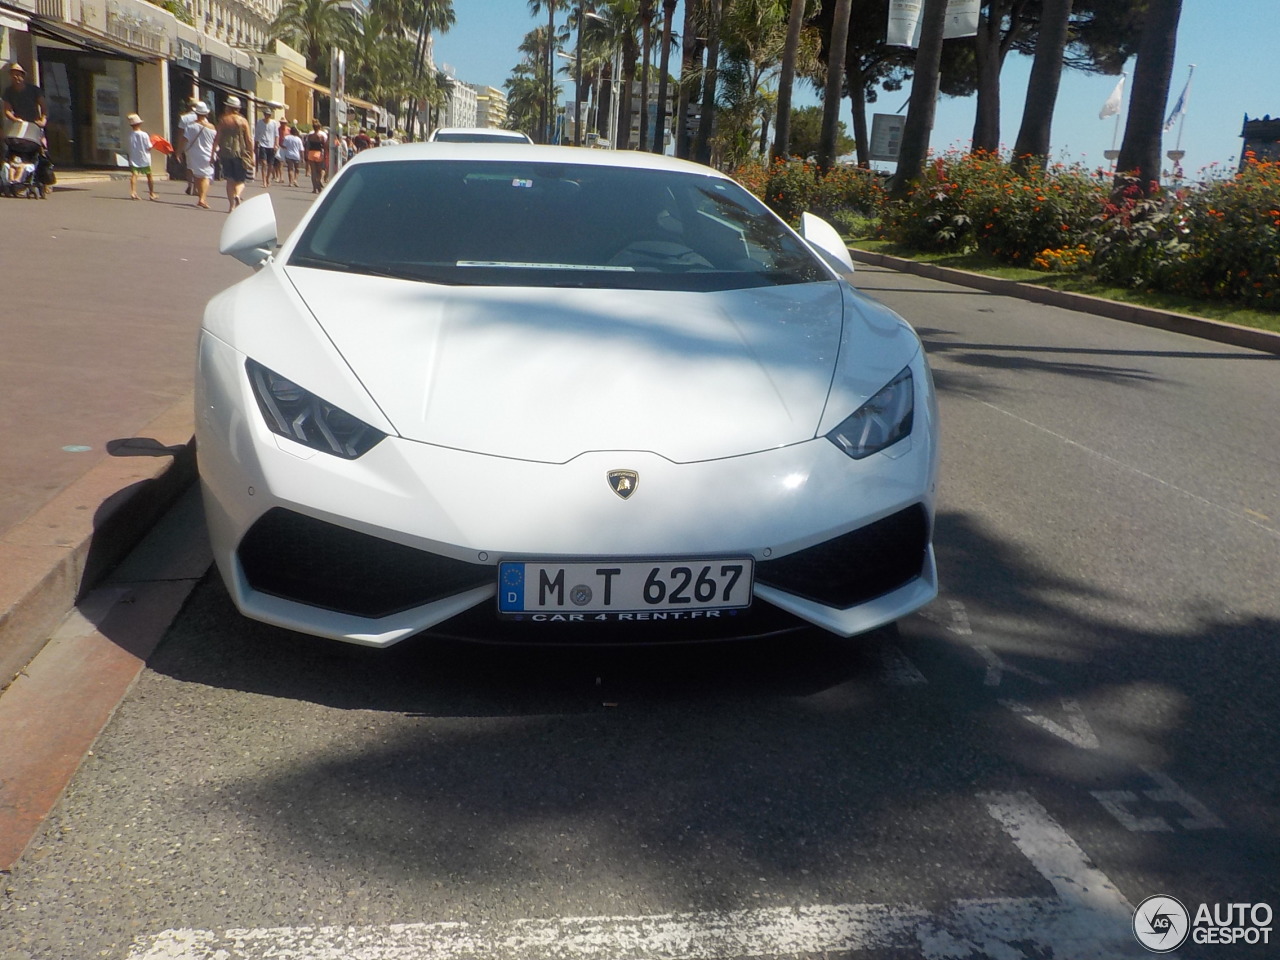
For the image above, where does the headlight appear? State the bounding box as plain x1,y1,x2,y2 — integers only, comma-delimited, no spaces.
826,367,914,459
246,359,386,459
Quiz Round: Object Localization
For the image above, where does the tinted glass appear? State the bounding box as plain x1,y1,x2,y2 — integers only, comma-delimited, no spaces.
431,131,530,143
288,159,829,291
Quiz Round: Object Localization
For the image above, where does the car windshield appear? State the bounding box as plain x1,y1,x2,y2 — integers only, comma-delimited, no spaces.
287,159,830,291
432,131,529,143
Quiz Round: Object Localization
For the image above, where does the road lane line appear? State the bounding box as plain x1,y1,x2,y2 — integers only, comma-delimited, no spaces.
126,792,1142,959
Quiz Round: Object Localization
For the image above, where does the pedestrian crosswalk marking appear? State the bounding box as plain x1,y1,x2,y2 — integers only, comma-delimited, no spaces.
126,792,1143,959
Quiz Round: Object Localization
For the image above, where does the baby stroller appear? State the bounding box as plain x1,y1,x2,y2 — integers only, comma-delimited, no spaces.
2,133,51,199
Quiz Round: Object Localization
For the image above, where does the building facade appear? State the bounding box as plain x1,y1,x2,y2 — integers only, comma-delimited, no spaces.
1,0,261,169
469,83,506,130
441,71,474,129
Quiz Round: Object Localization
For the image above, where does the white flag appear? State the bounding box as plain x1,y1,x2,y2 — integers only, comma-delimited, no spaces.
887,0,924,47
1164,66,1195,131
943,0,980,39
1099,75,1125,120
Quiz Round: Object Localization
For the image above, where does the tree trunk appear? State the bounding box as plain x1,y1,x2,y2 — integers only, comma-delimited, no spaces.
653,0,677,152
693,0,722,165
675,0,701,158
817,0,852,173
848,75,869,168
891,0,948,199
770,0,807,162
639,0,653,151
1011,0,1073,171
969,0,1028,154
1115,0,1182,195
619,31,637,150
545,5,556,143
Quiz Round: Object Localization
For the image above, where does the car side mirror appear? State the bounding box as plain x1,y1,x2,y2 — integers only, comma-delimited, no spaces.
219,193,277,269
800,211,854,274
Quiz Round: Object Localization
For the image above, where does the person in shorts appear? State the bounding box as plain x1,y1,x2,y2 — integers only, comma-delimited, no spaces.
211,95,253,210
254,108,278,188
126,113,156,200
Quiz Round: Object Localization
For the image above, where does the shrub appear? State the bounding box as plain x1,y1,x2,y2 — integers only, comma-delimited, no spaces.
1167,156,1280,306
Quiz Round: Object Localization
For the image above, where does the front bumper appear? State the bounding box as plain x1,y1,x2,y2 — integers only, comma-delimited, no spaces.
196,334,938,647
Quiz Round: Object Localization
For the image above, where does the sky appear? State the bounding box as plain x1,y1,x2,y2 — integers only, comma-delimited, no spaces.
434,1,1280,180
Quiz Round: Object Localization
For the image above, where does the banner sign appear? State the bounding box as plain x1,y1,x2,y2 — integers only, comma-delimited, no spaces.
889,0,979,47
943,0,980,39
869,113,906,162
886,0,923,47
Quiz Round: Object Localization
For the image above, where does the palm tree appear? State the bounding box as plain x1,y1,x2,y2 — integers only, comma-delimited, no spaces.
717,0,788,166
269,0,354,83
674,0,703,159
528,0,568,143
692,0,723,164
816,0,849,171
651,0,678,152
770,0,807,161
637,0,655,151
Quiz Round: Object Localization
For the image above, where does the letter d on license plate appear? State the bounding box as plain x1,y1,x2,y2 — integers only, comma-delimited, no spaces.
498,559,753,615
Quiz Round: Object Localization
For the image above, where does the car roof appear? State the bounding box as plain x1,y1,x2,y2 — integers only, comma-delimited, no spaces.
342,143,731,179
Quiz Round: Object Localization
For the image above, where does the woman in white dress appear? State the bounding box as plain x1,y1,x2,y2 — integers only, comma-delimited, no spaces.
183,102,217,209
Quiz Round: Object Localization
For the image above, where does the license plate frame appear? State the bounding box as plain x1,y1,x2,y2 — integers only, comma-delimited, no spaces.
497,558,754,617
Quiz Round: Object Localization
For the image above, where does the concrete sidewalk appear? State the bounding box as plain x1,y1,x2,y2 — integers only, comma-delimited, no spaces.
0,174,317,690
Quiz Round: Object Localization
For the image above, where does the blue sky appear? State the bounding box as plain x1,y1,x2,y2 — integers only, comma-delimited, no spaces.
435,1,1279,179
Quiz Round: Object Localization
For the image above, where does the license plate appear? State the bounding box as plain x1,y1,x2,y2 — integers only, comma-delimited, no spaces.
498,559,754,616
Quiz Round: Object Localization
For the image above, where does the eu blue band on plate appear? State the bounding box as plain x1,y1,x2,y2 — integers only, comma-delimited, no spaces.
499,563,525,611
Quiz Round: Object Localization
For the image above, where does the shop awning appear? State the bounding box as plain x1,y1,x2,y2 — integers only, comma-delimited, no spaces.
29,18,157,63
346,94,380,113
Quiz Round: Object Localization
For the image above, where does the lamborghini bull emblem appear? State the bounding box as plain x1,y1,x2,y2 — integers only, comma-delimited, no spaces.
607,469,639,500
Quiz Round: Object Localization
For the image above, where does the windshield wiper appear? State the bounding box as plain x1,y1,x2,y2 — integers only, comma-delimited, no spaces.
288,255,469,285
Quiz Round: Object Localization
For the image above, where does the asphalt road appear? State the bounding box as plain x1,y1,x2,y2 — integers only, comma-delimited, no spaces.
2,262,1278,960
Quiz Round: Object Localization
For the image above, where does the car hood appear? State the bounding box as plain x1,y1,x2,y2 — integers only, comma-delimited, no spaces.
285,269,846,463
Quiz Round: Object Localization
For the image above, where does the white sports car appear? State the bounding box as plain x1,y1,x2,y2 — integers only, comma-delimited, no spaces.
198,144,938,647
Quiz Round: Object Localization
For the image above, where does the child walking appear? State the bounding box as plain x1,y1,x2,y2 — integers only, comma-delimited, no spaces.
127,113,156,200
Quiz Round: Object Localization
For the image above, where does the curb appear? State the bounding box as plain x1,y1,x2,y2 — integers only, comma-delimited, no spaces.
0,394,197,691
850,249,1280,357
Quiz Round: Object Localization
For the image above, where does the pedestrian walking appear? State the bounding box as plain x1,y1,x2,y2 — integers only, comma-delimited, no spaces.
183,101,216,209
126,113,156,200
175,97,198,193
304,119,328,194
280,124,303,186
212,95,253,211
254,108,278,188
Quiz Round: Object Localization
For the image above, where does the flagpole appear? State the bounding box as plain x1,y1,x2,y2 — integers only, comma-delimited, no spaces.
1174,64,1195,152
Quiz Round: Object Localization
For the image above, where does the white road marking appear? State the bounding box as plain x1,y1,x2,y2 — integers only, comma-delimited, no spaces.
974,644,1052,688
1139,766,1225,830
126,793,1142,960
1091,790,1175,832
1091,767,1225,832
917,598,972,636
1000,697,1100,750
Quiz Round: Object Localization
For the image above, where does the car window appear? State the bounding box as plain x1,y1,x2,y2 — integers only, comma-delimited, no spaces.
431,132,530,143
287,160,830,292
